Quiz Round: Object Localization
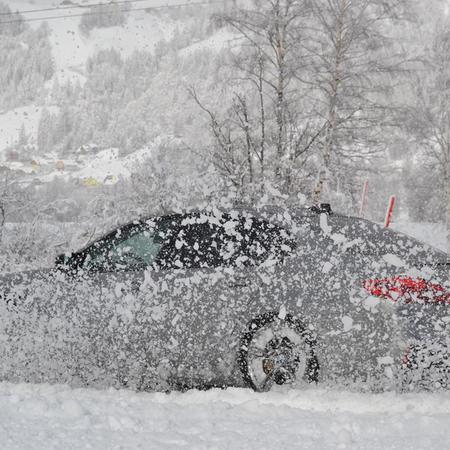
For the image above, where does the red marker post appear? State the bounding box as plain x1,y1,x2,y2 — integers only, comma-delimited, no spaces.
384,195,396,228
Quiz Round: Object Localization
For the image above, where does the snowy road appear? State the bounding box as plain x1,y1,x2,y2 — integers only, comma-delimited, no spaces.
0,383,449,449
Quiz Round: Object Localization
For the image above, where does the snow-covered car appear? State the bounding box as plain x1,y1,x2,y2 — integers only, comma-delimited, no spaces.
0,205,449,391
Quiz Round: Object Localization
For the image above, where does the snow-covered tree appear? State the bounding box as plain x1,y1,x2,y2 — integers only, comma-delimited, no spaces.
191,0,324,202
310,0,411,202
407,24,450,248
79,2,128,36
37,108,55,154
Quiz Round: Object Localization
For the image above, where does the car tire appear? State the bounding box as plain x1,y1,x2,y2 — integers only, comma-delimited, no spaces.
238,311,319,392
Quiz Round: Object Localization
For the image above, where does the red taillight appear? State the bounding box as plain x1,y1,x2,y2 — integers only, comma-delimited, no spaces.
363,276,450,305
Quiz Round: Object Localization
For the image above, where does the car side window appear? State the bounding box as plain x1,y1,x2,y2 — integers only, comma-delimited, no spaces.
169,219,225,269
166,213,296,269
236,216,296,266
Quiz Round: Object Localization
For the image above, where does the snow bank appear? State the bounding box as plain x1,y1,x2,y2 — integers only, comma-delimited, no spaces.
0,383,449,449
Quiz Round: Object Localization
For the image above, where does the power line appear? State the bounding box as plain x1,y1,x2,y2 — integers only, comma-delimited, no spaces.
0,0,160,17
0,1,224,25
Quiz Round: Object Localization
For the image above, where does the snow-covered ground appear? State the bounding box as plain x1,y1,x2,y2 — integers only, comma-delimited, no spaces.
37,146,155,185
1,383,449,449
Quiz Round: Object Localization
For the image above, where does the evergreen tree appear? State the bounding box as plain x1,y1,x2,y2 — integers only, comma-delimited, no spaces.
37,108,54,154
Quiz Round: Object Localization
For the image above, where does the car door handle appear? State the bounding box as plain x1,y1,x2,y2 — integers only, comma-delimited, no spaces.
227,278,251,288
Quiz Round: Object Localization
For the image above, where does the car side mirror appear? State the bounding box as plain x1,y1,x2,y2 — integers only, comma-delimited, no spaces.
55,253,69,268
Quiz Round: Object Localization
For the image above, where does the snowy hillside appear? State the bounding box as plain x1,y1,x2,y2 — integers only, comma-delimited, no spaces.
0,0,235,186
1,383,450,449
39,1,181,85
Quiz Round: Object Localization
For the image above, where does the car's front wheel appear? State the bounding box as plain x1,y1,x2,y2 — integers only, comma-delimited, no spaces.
238,311,319,392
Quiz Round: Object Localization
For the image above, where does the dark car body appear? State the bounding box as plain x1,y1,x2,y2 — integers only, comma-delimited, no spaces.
0,206,448,391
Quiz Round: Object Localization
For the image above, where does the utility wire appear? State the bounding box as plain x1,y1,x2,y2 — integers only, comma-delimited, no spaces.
0,0,167,16
0,0,224,25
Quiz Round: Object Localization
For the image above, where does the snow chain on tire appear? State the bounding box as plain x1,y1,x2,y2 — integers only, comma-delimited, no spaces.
238,311,320,391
